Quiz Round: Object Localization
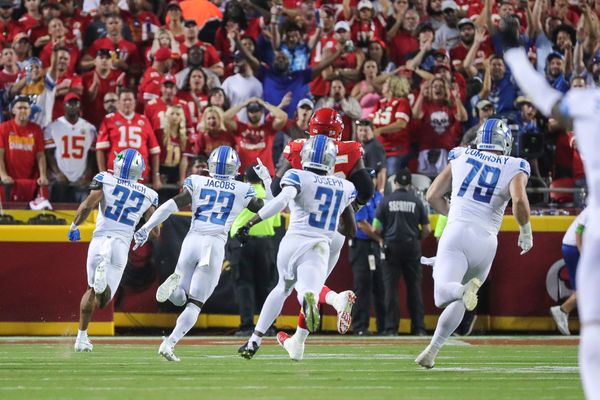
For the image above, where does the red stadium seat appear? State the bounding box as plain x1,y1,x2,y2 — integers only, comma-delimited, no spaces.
549,178,575,204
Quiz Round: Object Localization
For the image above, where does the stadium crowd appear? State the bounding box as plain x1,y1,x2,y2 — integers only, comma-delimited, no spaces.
0,0,592,205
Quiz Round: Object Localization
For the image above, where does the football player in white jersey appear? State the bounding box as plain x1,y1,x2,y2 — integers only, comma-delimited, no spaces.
238,135,357,360
68,148,159,352
500,17,600,398
415,118,532,368
132,146,269,362
44,93,96,202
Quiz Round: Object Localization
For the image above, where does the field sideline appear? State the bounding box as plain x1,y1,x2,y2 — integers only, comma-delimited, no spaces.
0,336,582,400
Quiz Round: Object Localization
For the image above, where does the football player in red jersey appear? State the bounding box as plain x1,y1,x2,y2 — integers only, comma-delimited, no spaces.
273,107,375,360
96,88,162,189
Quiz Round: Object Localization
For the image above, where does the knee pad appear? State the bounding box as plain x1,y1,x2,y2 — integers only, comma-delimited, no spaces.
170,287,188,307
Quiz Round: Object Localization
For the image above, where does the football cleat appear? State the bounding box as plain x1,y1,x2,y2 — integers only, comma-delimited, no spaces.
156,273,181,303
303,292,320,333
415,345,438,369
238,341,260,359
550,306,571,336
74,338,93,352
158,337,180,362
333,290,356,335
462,278,482,312
277,331,305,361
93,264,107,295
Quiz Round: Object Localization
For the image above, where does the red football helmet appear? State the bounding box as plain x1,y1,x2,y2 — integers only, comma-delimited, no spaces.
308,107,344,141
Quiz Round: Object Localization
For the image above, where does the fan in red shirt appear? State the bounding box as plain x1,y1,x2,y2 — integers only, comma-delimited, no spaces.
81,46,126,128
412,77,468,175
0,96,48,202
223,97,288,176
144,74,194,137
0,47,20,90
96,88,162,189
369,75,412,174
84,13,141,77
347,0,387,50
178,19,224,78
193,106,237,157
39,18,80,75
309,5,337,98
47,46,84,121
138,47,174,105
0,0,24,46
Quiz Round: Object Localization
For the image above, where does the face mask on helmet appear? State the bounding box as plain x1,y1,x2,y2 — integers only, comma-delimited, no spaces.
113,149,145,181
476,118,513,155
208,146,240,179
300,134,338,173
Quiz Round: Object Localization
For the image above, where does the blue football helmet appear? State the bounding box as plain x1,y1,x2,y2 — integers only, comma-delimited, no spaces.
113,148,145,181
208,146,240,180
476,118,513,155
300,134,338,173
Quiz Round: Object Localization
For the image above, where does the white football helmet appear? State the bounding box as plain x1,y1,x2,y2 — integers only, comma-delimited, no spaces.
300,134,338,174
113,148,145,181
476,118,513,155
208,146,240,180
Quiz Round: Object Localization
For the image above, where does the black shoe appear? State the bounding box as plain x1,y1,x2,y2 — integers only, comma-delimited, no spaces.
355,330,373,336
238,341,260,359
234,329,254,337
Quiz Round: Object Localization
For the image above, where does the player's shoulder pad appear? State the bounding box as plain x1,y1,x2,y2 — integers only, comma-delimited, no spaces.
245,183,256,199
183,175,198,193
281,169,302,189
148,188,159,206
515,158,531,177
93,171,106,182
448,146,466,161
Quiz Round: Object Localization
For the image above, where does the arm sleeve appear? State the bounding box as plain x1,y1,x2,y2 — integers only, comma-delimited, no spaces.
140,198,179,231
257,185,297,221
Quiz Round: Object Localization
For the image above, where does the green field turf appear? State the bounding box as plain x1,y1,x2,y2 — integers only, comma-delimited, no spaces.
0,336,583,400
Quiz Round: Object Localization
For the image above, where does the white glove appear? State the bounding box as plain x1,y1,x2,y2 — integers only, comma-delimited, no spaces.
518,222,533,255
253,157,271,184
133,227,150,250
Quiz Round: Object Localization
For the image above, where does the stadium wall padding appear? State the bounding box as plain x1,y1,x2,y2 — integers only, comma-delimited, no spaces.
0,212,577,335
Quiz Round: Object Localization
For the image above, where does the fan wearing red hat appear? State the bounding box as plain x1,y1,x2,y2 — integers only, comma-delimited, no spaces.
137,47,175,108
83,13,141,76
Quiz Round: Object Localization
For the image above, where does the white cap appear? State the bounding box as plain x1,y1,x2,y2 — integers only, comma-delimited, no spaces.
458,17,475,28
442,0,459,11
357,0,373,10
334,21,350,32
297,98,315,109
